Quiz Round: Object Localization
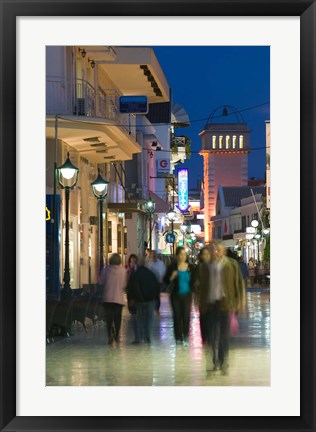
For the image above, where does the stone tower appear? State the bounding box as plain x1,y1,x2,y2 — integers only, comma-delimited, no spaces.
199,106,251,243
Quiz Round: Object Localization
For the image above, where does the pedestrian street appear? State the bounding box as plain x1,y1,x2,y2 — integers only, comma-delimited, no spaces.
46,290,270,387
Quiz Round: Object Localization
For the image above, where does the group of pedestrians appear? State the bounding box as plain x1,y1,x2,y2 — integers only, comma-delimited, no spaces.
98,241,246,374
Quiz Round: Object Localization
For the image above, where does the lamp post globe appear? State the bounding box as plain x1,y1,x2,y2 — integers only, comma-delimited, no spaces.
262,228,270,236
91,171,109,271
144,196,156,251
166,208,176,222
57,152,79,189
144,196,156,214
91,172,109,200
251,219,259,228
56,152,79,297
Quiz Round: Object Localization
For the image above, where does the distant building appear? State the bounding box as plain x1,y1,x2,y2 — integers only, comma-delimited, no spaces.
211,185,266,261
199,106,251,243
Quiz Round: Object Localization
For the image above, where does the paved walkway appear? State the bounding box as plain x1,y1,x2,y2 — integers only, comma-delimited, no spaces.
46,291,270,386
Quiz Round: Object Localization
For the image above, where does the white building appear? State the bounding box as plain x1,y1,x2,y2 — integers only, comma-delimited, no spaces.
46,46,170,296
211,185,266,261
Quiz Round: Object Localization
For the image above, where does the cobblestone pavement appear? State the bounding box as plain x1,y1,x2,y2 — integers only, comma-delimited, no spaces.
46,291,270,386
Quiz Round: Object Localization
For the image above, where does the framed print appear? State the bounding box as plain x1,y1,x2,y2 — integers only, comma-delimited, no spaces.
0,1,315,431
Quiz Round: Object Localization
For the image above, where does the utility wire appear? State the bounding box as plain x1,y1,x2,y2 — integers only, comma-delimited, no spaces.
56,100,270,129
145,145,270,154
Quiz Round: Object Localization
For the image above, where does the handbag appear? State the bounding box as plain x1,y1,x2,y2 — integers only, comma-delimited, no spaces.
229,311,239,335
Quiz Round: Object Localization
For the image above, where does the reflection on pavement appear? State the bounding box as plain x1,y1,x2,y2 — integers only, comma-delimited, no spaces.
46,291,270,386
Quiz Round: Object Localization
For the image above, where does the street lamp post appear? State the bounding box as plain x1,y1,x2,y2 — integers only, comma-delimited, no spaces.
166,207,176,257
144,196,156,251
56,152,79,296
180,223,187,244
91,171,109,271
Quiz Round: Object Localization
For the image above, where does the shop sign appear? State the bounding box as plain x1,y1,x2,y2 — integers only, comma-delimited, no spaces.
246,227,256,234
119,95,148,114
177,168,189,212
157,159,170,173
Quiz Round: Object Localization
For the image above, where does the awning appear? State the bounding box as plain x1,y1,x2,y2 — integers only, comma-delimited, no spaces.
220,239,238,248
146,191,169,214
107,202,146,214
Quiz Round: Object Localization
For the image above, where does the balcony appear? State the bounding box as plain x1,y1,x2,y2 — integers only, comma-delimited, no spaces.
46,77,136,139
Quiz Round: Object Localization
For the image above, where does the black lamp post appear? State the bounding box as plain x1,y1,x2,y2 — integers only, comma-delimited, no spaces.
91,171,109,270
56,152,79,296
166,207,176,257
144,195,156,251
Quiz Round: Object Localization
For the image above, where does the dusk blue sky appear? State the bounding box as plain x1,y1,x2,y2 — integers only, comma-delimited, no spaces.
153,46,270,189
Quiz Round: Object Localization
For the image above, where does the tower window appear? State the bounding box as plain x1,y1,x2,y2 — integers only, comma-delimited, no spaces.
239,135,244,148
233,135,237,149
219,136,223,149
212,136,216,149
226,136,230,149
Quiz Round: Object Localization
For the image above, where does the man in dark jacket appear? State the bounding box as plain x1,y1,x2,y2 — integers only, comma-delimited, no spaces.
127,259,159,344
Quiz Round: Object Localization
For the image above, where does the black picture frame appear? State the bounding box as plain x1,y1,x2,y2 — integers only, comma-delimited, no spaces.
0,1,315,431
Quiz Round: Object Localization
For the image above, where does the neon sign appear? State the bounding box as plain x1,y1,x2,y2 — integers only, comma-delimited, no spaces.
46,206,51,221
178,168,189,212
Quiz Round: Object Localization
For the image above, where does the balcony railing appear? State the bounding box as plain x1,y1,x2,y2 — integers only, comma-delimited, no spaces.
46,77,136,139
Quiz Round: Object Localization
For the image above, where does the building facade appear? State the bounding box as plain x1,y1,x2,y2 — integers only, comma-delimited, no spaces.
199,106,251,243
211,185,266,262
46,46,170,297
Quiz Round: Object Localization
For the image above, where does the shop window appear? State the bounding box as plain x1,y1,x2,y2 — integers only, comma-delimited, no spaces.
124,226,127,255
108,221,112,253
242,216,246,232
217,226,222,239
117,223,122,254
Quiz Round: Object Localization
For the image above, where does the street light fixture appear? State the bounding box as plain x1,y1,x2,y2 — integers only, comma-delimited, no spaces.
91,171,109,271
251,219,259,228
57,152,79,296
167,207,176,257
262,228,270,236
166,208,176,222
144,196,156,251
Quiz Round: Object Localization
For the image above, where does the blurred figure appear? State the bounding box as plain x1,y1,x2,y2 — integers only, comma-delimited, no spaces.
126,257,160,344
146,250,166,313
98,253,127,345
248,257,255,286
164,247,194,346
126,254,138,324
238,256,249,288
194,247,211,344
199,242,245,374
126,254,138,277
